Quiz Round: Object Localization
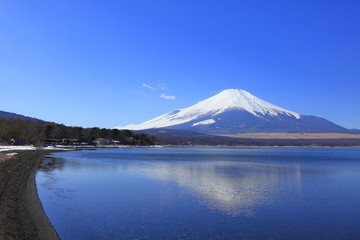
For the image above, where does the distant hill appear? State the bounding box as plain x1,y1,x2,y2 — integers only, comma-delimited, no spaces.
0,110,43,122
118,89,359,134
0,110,155,146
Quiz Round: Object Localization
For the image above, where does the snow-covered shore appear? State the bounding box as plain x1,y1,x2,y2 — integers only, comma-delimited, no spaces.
0,145,68,152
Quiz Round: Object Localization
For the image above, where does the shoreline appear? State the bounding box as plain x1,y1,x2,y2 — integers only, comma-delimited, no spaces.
0,150,60,240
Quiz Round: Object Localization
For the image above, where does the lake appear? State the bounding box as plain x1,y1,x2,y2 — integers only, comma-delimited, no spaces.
36,147,360,240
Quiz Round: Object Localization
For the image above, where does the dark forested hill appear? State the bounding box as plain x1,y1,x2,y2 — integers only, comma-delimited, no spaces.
0,110,155,146
0,110,43,121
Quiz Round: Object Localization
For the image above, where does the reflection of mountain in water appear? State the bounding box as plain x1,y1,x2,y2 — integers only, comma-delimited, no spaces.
39,155,302,216
138,161,301,215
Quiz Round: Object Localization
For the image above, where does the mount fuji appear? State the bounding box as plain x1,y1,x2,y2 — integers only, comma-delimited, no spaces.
117,89,353,134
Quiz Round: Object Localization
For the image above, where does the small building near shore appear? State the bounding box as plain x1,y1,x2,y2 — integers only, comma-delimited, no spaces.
111,140,120,145
94,138,110,145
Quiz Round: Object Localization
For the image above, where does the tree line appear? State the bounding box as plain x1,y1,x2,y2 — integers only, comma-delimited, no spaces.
0,117,156,146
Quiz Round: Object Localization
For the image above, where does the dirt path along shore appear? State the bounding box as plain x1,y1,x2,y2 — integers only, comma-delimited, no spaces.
0,151,59,240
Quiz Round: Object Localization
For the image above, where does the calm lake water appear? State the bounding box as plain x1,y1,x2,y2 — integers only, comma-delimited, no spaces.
36,147,360,240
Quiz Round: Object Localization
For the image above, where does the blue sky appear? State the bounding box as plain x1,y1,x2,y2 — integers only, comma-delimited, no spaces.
1,0,359,129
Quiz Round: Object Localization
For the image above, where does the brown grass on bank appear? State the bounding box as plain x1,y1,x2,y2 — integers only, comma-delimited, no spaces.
218,133,360,139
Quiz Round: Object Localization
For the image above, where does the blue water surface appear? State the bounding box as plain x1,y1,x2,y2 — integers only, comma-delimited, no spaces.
36,147,360,240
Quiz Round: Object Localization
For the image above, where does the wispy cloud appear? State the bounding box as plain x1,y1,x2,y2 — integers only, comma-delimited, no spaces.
142,83,156,90
160,93,176,100
143,82,175,100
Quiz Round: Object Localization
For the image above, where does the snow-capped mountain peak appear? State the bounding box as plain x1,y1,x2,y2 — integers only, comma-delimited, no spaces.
117,89,301,131
187,89,300,118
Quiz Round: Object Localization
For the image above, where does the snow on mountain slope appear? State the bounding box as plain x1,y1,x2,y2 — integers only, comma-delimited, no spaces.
192,119,216,127
117,89,301,131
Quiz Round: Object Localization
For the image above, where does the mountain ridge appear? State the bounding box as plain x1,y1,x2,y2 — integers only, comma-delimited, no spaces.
0,110,43,122
118,89,357,134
